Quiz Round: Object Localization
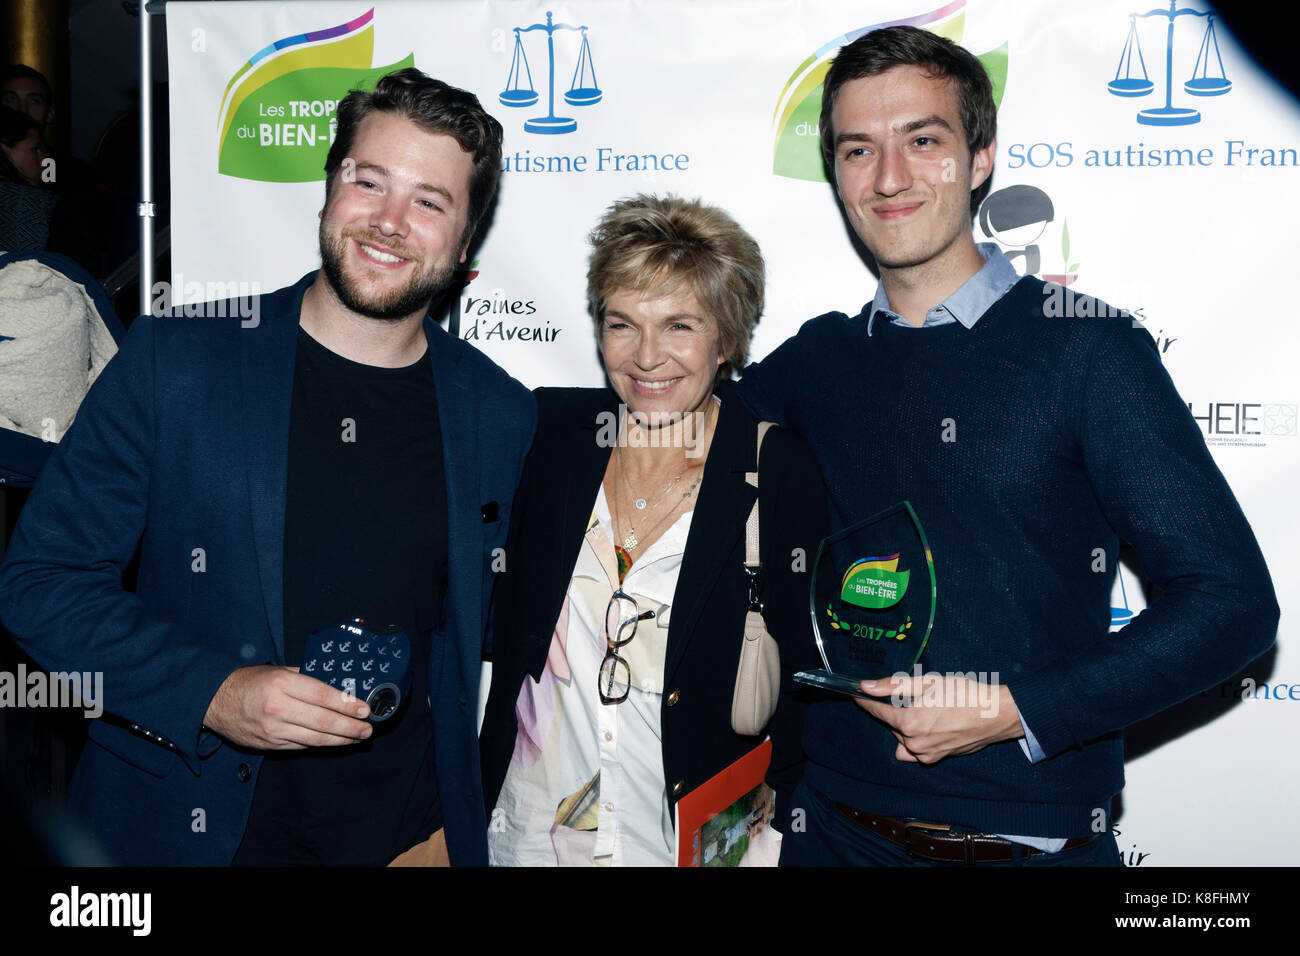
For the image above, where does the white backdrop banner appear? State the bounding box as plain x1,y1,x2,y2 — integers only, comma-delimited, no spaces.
166,0,1297,866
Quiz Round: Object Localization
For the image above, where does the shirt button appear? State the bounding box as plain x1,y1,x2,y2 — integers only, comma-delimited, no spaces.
671,780,684,797
666,690,680,706
602,801,614,812
236,763,251,783
603,731,613,742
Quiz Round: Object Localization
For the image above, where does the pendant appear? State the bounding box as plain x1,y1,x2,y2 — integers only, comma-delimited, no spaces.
634,498,647,510
622,530,638,550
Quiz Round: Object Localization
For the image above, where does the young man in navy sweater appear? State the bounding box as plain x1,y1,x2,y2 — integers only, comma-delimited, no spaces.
737,26,1278,866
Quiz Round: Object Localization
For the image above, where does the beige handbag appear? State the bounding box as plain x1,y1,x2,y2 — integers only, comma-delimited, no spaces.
731,422,781,736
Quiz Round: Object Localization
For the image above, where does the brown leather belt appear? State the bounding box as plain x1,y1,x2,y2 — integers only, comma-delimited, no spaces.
835,804,1096,864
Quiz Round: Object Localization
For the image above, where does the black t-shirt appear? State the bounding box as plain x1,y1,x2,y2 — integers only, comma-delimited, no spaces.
233,327,447,866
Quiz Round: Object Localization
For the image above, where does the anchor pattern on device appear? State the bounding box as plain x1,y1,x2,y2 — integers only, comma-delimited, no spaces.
301,620,412,723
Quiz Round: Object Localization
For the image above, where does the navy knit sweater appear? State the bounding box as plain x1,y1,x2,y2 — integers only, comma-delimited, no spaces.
737,276,1278,837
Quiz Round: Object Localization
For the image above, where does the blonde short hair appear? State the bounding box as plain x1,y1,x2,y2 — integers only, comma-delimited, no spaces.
587,194,765,374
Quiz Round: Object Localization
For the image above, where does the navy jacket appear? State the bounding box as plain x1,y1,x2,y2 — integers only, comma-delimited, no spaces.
481,383,828,835
0,273,535,865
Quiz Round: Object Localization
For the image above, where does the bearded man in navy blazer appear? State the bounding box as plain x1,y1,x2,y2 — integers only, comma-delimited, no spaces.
0,70,535,866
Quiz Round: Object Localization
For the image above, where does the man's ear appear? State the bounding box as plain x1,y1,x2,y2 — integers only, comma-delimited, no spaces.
970,138,995,191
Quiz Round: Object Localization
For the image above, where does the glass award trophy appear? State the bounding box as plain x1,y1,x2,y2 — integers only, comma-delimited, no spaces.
795,502,935,697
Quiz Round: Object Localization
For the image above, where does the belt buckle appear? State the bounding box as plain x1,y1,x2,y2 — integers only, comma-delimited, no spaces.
901,820,950,860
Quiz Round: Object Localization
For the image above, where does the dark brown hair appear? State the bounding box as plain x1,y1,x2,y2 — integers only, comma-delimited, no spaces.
819,25,995,195
324,68,503,245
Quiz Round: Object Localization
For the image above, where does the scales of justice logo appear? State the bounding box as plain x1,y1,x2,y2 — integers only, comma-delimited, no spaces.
1107,0,1233,126
499,10,603,135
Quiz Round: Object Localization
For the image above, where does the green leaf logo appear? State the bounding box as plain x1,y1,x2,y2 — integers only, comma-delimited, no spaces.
840,554,909,609
216,10,414,183
771,4,1008,183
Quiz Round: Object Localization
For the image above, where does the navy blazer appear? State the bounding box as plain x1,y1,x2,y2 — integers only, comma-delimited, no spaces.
0,272,535,865
481,382,828,836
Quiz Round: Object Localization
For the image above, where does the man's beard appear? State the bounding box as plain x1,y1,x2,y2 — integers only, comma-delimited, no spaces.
319,224,456,321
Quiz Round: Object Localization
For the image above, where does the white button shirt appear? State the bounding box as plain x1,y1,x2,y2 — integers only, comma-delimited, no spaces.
489,484,693,867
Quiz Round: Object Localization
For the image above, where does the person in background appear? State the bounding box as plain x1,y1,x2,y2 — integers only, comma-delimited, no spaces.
0,106,55,251
1,65,55,145
0,106,46,185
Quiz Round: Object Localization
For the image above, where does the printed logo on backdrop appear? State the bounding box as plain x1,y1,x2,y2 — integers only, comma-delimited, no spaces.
454,262,561,345
1201,675,1300,703
1112,825,1151,867
1007,2,1296,171
771,0,1008,182
977,184,1175,353
216,8,414,182
1186,401,1297,447
1109,560,1145,630
493,10,690,177
1107,1,1232,128
978,185,1079,284
498,10,602,135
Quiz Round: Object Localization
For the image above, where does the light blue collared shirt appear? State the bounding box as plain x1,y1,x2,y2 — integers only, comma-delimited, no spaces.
867,243,1064,852
866,242,1021,336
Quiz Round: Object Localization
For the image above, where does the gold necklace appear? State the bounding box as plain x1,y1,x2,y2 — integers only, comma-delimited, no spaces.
615,459,701,551
612,399,715,552
619,453,687,512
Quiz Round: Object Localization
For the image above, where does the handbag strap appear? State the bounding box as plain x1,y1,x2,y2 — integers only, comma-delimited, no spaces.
743,423,775,607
